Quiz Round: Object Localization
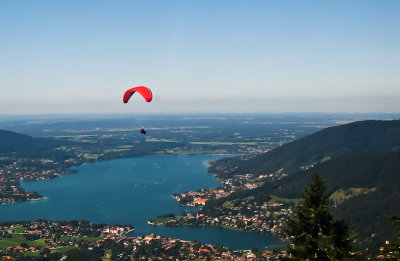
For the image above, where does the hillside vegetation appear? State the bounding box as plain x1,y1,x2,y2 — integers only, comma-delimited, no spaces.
206,119,400,252
0,130,71,167
210,120,400,176
0,130,62,155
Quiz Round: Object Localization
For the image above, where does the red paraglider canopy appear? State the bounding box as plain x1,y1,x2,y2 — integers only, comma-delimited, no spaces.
123,86,153,103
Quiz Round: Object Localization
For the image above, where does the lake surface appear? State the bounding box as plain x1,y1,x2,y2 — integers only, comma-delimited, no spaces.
0,155,283,250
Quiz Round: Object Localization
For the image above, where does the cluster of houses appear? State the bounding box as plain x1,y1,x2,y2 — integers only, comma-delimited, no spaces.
0,162,68,204
172,173,273,207
166,171,294,241
110,234,285,260
237,145,272,154
0,221,132,259
0,221,286,260
0,161,64,181
172,188,230,206
160,200,291,239
1,220,133,240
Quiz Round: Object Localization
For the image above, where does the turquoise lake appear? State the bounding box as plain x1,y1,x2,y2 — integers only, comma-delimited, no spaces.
0,155,283,250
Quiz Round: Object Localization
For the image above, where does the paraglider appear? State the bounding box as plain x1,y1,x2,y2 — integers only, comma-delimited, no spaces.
123,86,153,135
123,86,153,103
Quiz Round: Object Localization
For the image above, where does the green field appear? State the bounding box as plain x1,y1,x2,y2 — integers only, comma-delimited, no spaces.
0,234,48,249
0,157,14,160
190,141,263,145
11,226,27,233
270,195,301,204
153,215,188,225
330,187,376,205
222,200,235,209
52,246,78,253
59,236,102,242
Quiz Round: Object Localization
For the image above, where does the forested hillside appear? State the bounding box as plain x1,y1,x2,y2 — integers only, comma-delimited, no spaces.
272,151,400,251
210,120,400,176
272,151,400,198
0,130,71,166
205,119,400,252
0,130,61,154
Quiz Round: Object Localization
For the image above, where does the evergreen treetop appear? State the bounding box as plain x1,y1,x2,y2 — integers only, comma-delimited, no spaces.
285,172,353,260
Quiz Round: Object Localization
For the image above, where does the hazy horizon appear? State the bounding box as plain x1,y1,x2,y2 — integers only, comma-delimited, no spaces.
1,0,399,114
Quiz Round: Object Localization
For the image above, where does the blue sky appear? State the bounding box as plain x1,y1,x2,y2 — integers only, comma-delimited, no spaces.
1,0,399,114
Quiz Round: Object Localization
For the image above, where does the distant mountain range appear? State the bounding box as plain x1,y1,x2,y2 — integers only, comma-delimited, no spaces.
207,119,400,252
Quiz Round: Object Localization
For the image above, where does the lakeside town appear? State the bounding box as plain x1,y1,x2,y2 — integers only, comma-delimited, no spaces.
151,173,292,242
0,149,296,260
0,163,57,204
2,116,398,259
0,133,274,206
0,161,77,204
0,220,286,260
0,150,296,251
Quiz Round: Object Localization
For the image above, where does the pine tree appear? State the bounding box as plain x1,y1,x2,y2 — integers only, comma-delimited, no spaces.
285,172,353,260
382,216,400,260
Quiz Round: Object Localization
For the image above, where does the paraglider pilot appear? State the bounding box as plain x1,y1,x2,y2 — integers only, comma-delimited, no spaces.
123,86,152,136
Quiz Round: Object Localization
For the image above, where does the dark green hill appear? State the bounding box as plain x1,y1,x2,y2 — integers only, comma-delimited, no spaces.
206,120,400,253
0,130,59,154
273,151,400,198
0,130,71,166
212,120,400,176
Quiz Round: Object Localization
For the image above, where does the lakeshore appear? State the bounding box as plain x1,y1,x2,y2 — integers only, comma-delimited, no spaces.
0,155,283,250
0,220,285,260
149,171,290,243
